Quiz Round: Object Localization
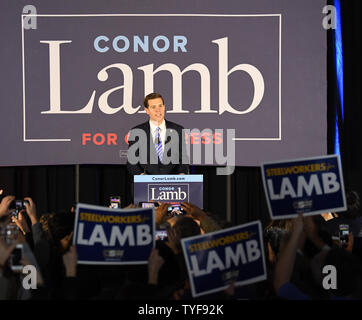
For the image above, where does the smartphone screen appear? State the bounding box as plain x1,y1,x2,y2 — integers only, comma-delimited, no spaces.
10,244,23,271
155,230,168,241
110,196,121,209
167,203,186,216
339,224,349,246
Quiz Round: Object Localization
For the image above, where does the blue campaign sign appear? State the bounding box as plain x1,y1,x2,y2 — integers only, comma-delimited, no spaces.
181,221,266,297
134,174,203,208
261,155,347,219
73,203,155,265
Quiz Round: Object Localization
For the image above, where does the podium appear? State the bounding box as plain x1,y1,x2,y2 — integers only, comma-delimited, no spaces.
133,174,203,208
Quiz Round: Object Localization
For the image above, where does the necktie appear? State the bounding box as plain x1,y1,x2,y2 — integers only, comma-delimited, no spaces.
154,127,163,161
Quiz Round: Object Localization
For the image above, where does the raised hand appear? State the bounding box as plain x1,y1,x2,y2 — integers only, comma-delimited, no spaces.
11,210,30,235
24,197,38,225
63,245,78,277
0,195,15,218
148,248,164,285
155,203,170,225
181,202,206,220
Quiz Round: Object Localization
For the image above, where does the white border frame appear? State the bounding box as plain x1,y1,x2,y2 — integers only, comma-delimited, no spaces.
260,154,347,220
22,13,282,142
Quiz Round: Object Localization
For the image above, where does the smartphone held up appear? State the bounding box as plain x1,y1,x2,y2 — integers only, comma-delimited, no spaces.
109,196,121,209
339,224,349,247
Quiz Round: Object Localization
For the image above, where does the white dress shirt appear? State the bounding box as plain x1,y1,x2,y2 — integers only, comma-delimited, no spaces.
149,120,166,146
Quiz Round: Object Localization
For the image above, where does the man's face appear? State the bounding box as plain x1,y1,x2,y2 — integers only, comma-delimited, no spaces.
145,97,165,125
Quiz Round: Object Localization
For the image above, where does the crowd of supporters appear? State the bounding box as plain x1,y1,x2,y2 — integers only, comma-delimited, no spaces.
1,190,362,300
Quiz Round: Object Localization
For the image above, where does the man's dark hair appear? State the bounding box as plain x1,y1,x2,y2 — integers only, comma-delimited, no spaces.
144,92,164,108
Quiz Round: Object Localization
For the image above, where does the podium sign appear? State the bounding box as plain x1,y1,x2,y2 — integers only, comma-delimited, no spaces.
134,175,203,208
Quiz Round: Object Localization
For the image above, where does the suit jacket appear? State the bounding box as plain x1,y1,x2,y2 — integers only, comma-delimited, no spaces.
127,120,189,175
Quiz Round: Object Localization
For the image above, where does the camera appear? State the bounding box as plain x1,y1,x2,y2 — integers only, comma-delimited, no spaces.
9,200,29,218
109,196,121,209
9,200,29,211
167,203,186,217
339,224,349,247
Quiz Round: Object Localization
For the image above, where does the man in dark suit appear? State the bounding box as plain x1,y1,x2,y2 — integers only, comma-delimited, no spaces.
127,92,189,175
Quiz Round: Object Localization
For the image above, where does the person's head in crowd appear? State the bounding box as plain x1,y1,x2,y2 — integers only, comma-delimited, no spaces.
327,190,362,221
157,217,201,289
172,216,201,239
167,213,208,235
204,211,233,229
267,219,293,233
341,190,361,219
179,202,223,234
161,216,201,265
165,216,201,253
47,211,75,253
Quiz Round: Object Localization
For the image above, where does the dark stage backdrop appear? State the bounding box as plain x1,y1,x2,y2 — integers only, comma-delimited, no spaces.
0,0,360,229
0,165,271,227
327,0,362,208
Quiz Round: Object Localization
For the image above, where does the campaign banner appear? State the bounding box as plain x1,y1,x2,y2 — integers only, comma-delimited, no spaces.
181,221,266,297
0,0,327,167
261,155,347,220
134,174,203,208
73,203,155,265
